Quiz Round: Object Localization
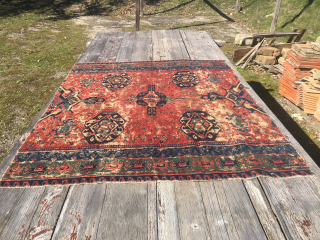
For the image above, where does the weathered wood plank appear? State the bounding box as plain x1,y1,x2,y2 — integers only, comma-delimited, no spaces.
157,182,180,240
175,181,211,239
116,32,136,62
96,183,148,239
200,181,238,240
148,182,157,240
158,30,170,60
0,188,25,234
261,177,320,240
173,30,190,59
243,179,287,240
85,33,111,63
0,187,45,239
222,180,268,240
131,31,153,61
25,186,69,240
77,33,102,63
165,30,188,60
51,184,107,240
180,30,207,60
151,30,161,61
97,32,125,63
180,30,220,60
153,30,171,60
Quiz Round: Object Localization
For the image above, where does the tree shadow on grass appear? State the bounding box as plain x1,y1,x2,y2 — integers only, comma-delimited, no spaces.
202,0,234,22
248,81,320,166
0,0,114,20
280,0,314,28
144,0,195,16
170,21,226,30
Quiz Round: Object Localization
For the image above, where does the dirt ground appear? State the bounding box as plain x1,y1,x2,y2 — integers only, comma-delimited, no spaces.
72,14,250,40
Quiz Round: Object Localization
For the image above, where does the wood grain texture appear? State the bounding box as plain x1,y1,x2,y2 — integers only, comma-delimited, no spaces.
97,32,125,63
222,180,268,240
25,186,69,240
180,30,220,60
51,184,107,240
85,33,111,63
175,181,211,240
157,182,180,240
271,0,282,33
148,183,158,240
131,31,153,61
116,32,136,62
0,187,45,240
243,179,287,240
0,188,25,234
77,33,102,63
261,177,320,240
201,181,241,240
96,183,148,239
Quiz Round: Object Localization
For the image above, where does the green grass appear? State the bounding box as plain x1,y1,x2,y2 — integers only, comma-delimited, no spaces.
0,11,87,161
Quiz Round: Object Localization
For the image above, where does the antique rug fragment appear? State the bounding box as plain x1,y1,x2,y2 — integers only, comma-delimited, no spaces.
0,60,313,187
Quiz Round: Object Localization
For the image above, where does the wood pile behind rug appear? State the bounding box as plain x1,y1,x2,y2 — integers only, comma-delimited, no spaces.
279,42,320,108
301,69,320,115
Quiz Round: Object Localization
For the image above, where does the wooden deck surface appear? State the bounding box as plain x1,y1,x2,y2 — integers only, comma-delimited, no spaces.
1,30,320,240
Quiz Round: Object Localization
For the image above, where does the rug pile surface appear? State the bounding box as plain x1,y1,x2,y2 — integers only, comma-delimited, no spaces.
0,60,312,187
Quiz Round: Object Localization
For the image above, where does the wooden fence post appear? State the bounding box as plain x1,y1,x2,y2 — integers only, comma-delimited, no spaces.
140,0,144,16
235,0,240,14
136,0,140,31
270,0,282,32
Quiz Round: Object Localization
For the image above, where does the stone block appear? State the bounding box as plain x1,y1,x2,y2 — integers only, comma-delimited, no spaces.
281,48,291,58
256,55,277,65
234,34,252,45
278,57,286,65
256,46,281,57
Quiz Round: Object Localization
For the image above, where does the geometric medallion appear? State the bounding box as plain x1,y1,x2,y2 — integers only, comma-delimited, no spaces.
101,73,132,90
179,110,220,142
136,85,167,116
81,112,126,144
172,71,199,88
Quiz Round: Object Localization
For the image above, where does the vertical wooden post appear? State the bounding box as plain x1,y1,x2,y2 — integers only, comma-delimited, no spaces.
286,28,297,43
136,0,140,31
270,0,282,32
235,0,240,14
140,0,144,16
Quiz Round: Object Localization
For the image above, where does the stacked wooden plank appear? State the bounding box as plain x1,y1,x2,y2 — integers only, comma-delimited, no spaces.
279,44,320,106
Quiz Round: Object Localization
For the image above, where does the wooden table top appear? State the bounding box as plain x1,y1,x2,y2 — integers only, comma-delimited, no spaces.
1,30,320,240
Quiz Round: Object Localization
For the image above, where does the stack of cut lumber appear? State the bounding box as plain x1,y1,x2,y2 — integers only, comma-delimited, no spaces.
279,43,320,106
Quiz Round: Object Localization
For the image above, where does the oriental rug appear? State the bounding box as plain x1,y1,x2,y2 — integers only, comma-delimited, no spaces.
0,60,313,187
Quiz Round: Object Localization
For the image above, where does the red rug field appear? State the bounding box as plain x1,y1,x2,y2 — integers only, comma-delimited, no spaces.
0,60,312,187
